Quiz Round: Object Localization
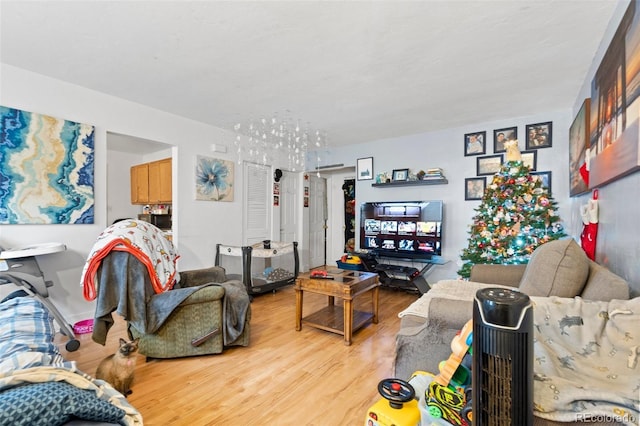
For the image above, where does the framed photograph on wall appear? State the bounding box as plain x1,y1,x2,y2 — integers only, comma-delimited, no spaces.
465,177,486,200
521,150,537,171
392,168,409,181
464,131,486,156
532,171,552,194
357,157,374,181
493,126,517,153
525,121,553,149
569,99,590,196
477,154,503,176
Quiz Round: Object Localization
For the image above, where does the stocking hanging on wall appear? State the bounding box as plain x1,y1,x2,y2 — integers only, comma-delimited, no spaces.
580,190,599,261
342,179,355,252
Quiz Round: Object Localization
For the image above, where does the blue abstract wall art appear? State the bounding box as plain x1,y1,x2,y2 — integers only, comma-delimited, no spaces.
0,106,95,224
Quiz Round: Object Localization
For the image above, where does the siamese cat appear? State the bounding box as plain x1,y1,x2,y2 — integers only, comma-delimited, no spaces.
96,338,139,396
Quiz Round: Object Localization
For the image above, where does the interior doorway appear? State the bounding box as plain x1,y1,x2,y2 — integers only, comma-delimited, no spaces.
321,168,357,267
342,178,356,253
279,170,299,243
308,174,327,268
242,162,272,245
106,132,174,227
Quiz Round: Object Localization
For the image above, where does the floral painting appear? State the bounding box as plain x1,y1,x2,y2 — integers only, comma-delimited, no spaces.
0,106,95,224
195,155,234,201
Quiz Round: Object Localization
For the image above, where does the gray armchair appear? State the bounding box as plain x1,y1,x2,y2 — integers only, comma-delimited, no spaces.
128,264,251,359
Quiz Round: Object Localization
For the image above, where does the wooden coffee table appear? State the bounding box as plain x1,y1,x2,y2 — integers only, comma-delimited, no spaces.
295,267,379,345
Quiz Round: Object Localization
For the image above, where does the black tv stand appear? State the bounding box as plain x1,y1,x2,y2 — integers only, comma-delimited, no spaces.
359,253,446,294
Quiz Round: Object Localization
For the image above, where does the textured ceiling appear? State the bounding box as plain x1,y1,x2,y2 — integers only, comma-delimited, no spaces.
0,1,619,147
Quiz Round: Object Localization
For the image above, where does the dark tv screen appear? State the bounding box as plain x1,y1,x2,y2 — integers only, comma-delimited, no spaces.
360,200,443,260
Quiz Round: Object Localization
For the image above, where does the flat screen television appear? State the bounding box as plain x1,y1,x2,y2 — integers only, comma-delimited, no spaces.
360,200,443,260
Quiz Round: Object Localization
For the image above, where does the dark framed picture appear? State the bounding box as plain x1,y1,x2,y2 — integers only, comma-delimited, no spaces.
525,121,553,149
493,127,518,153
521,150,537,171
531,171,552,194
464,131,486,156
392,168,409,181
477,154,503,176
569,99,590,196
465,177,486,200
357,157,374,181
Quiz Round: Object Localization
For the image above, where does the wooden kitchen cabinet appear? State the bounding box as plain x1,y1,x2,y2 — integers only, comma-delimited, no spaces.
130,163,150,204
130,158,172,204
148,158,172,203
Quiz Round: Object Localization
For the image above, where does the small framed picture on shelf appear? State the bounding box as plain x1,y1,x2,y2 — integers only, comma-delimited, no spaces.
477,154,503,176
493,126,518,153
392,168,409,181
526,121,553,149
465,177,486,200
357,157,374,181
531,171,552,194
521,150,537,171
464,131,486,156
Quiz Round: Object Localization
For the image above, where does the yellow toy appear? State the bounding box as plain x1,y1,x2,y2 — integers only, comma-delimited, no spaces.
365,321,473,426
434,320,473,389
341,254,362,265
425,319,473,425
365,372,430,426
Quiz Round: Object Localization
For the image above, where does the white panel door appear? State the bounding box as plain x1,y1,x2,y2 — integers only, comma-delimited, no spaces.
279,170,299,243
243,162,271,245
308,175,327,268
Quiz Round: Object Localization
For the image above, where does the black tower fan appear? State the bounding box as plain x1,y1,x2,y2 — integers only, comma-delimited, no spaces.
472,288,533,426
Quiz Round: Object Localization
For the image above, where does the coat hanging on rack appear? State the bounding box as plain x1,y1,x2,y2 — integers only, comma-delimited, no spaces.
342,179,355,252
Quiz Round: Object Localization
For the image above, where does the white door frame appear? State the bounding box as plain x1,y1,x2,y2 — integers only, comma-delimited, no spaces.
308,174,327,268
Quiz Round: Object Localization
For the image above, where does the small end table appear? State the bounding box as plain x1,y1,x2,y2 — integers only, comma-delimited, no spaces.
295,267,379,345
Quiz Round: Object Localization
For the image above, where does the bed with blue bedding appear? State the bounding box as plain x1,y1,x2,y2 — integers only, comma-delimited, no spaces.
0,295,142,426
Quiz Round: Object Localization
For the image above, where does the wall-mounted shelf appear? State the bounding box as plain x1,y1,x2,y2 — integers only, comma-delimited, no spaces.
372,178,448,188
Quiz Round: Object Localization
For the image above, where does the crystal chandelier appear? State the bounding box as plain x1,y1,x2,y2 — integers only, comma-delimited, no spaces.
233,112,328,172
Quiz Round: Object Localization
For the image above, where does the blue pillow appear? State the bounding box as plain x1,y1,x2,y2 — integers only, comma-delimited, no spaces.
0,381,125,426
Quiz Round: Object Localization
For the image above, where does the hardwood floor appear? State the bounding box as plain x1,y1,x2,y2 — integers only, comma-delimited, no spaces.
55,285,418,425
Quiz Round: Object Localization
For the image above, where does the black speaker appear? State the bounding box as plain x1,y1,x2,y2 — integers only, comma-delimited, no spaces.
472,287,533,426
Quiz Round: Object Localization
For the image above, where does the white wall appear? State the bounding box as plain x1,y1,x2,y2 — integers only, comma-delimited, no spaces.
106,149,145,225
0,64,248,324
322,110,573,285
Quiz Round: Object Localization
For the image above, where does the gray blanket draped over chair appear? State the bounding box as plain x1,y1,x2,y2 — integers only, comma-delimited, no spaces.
92,251,249,346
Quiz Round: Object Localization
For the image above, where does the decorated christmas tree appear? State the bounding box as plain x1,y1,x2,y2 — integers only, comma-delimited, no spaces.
458,140,566,278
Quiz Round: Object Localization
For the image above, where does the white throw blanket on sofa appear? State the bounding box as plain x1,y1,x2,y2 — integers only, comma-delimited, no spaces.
397,279,511,319
397,281,640,425
531,296,640,425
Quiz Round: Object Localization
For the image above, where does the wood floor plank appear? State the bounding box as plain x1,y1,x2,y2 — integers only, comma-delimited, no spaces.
55,285,418,425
